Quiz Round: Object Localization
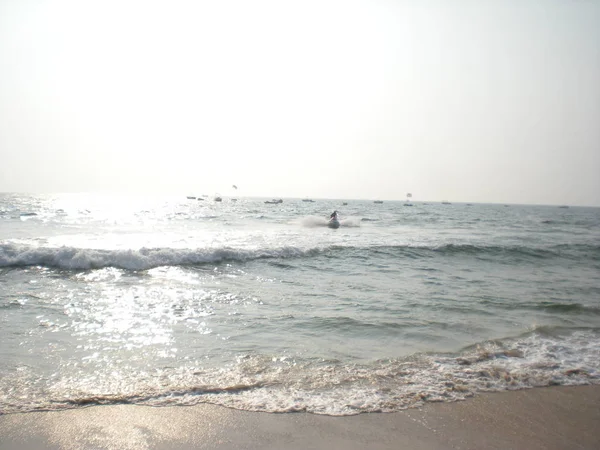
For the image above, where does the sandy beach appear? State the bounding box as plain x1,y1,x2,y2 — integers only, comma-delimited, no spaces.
1,385,598,450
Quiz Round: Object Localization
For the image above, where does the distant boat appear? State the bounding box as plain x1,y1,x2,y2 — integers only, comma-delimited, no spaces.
404,192,413,206
231,198,238,202
214,196,222,202
197,198,204,201
342,202,348,206
374,200,383,204
302,199,314,202
558,205,569,209
186,196,196,200
265,199,283,204
441,201,451,205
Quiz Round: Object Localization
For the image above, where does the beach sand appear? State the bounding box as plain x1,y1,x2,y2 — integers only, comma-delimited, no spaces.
1,385,599,450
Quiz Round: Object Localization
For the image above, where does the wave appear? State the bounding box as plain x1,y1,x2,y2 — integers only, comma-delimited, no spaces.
478,299,600,316
535,303,600,316
0,243,321,271
373,243,600,262
1,241,598,271
3,329,599,415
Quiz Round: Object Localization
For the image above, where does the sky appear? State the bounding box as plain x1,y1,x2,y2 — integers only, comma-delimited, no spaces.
0,0,599,206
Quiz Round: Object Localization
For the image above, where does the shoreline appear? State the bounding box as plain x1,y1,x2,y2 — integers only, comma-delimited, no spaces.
1,385,599,449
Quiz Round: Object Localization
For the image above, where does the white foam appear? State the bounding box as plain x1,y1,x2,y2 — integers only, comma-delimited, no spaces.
298,215,329,227
340,217,361,227
0,243,320,271
298,215,361,228
172,330,600,415
3,330,599,415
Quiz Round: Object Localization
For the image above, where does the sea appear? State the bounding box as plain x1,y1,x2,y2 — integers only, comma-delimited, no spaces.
1,193,599,416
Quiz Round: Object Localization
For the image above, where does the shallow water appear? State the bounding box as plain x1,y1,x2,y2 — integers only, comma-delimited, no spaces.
1,193,599,415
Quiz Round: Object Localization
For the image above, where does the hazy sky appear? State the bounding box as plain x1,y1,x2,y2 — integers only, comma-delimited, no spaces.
1,0,599,205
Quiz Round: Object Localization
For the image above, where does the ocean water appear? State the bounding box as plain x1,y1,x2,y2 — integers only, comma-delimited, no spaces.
1,193,599,416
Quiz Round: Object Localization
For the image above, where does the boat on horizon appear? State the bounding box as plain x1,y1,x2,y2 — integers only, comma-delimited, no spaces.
265,199,283,204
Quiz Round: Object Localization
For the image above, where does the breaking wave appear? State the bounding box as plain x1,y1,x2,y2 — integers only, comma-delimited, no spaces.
1,241,598,271
0,243,321,271
2,328,599,415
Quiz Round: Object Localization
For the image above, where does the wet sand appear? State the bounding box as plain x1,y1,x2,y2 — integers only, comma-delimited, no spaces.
1,385,599,450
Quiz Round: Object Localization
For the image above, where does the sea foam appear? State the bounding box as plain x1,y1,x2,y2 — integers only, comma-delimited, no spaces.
0,243,319,271
1,241,597,271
